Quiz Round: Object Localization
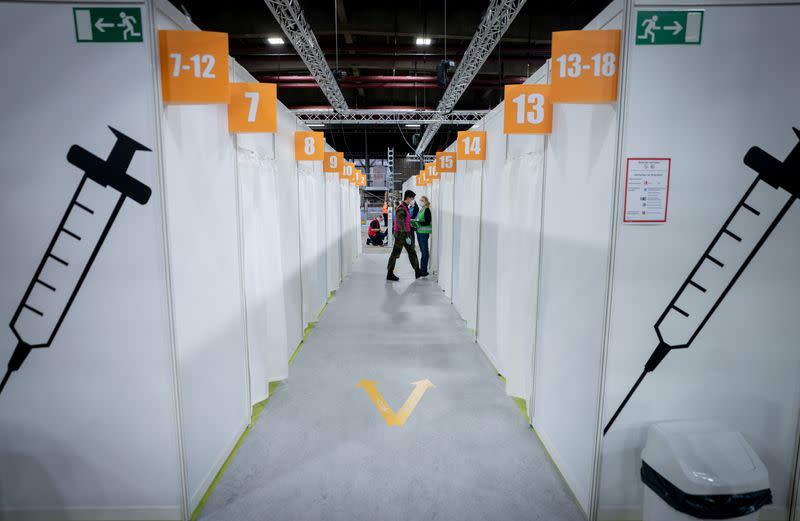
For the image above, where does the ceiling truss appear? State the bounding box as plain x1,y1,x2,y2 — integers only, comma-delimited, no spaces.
293,110,489,125
262,0,349,110
415,0,527,155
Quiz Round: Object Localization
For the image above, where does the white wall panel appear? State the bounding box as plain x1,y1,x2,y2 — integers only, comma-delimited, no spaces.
275,113,304,354
325,172,343,290
531,7,623,514
0,2,182,517
598,3,800,519
236,152,289,396
438,172,456,298
451,138,483,330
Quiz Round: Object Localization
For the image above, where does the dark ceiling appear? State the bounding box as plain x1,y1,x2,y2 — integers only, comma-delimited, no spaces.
169,0,607,158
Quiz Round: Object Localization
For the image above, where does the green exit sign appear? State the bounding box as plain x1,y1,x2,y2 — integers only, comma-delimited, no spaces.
73,7,143,43
636,10,704,45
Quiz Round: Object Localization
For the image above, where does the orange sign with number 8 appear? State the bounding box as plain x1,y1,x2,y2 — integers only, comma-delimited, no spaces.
295,131,324,161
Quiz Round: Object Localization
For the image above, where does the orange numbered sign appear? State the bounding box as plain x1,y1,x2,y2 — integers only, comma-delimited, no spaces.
551,30,621,103
228,83,277,133
425,162,439,180
457,131,486,160
159,30,230,104
341,162,355,180
504,84,553,134
436,151,456,173
295,131,324,161
324,152,344,173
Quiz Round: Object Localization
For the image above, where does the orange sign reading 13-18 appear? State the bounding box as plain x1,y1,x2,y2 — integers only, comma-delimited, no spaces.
551,29,620,103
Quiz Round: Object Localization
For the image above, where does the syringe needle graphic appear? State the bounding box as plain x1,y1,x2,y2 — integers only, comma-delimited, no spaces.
0,127,152,396
604,128,800,435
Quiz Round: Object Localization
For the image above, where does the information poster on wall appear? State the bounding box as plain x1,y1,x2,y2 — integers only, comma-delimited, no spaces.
623,158,671,223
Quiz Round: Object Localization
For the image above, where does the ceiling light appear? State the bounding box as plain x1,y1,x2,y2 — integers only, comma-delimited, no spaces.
405,124,421,128
307,123,325,128
267,37,285,45
415,37,432,46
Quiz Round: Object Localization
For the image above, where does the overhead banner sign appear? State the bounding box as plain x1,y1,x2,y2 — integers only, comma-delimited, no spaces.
503,84,553,134
324,151,344,173
436,151,456,173
73,7,143,43
636,11,704,45
228,83,277,133
551,29,620,103
457,131,487,160
294,131,324,161
623,158,671,223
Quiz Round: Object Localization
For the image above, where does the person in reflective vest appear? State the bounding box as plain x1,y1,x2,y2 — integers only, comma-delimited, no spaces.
412,195,432,276
387,190,421,281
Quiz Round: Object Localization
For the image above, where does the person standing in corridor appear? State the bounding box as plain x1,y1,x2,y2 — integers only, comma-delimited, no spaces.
387,190,421,281
412,195,432,277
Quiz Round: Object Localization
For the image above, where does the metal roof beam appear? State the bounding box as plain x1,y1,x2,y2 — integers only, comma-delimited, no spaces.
262,0,348,111
415,0,527,155
293,109,489,125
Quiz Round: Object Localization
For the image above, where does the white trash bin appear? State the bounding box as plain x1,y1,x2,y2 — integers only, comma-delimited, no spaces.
641,420,772,520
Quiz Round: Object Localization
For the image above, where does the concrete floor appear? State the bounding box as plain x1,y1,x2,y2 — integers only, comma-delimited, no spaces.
198,254,586,521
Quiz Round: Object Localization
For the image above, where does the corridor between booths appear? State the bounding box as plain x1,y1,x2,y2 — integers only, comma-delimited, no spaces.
195,253,585,521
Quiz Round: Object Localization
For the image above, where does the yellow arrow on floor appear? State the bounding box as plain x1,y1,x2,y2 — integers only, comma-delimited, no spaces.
356,379,436,426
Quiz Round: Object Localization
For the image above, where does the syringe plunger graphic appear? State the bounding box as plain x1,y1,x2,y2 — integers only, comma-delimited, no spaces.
0,127,152,396
604,128,800,435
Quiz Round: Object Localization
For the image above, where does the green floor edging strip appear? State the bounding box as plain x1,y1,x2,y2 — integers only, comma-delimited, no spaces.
493,372,584,517
190,291,337,520
529,425,589,519
190,393,271,521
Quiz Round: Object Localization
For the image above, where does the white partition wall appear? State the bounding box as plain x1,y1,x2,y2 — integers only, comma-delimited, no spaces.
597,1,800,519
155,4,251,511
299,155,329,325
325,168,343,291
429,178,442,276
232,63,291,398
437,171,456,298
475,67,549,401
0,2,183,518
450,132,484,331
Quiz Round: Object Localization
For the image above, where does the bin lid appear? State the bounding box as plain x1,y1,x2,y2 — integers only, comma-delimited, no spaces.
641,420,769,496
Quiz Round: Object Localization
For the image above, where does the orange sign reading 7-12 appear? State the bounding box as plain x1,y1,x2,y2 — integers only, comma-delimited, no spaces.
159,30,230,104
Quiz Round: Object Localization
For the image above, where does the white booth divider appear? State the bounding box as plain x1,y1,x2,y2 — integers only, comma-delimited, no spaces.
0,1,361,518
597,1,800,519
437,170,456,298
325,169,343,290
450,137,483,331
475,65,548,402
0,1,183,518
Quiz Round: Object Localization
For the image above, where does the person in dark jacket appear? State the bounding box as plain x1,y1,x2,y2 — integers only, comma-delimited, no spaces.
412,195,432,276
367,216,386,246
387,190,421,281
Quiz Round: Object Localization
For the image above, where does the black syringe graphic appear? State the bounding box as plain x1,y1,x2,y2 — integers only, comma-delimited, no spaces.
0,127,152,396
604,128,800,435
